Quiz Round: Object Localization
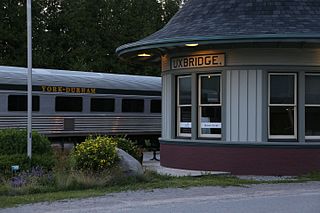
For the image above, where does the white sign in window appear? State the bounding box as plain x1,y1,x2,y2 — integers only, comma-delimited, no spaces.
180,122,192,128
201,122,221,129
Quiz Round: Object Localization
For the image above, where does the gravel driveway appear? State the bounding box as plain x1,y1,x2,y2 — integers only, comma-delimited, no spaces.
1,182,320,213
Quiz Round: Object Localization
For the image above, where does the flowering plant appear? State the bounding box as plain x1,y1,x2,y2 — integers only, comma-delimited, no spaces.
71,136,119,171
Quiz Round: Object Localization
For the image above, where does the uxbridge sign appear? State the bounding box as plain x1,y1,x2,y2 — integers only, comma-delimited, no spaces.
171,54,225,70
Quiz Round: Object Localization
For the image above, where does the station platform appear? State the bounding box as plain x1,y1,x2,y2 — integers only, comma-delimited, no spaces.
142,152,230,177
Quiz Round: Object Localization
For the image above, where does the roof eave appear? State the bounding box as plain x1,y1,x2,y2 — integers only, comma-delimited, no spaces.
116,34,320,62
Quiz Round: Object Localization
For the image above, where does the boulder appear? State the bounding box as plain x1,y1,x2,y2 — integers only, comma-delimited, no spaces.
116,148,143,176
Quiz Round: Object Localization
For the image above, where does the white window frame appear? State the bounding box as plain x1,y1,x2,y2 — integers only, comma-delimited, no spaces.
177,75,192,137
305,73,320,140
268,73,297,139
198,74,222,138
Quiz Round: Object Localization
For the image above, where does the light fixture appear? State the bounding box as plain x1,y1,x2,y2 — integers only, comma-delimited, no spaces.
138,53,151,57
185,43,199,47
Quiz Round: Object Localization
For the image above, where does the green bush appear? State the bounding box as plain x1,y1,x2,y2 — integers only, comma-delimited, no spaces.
0,154,55,175
0,129,54,175
70,136,119,172
113,136,142,162
0,129,52,155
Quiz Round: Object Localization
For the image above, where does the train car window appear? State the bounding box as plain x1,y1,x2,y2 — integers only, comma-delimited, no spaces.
55,96,82,112
150,100,161,113
122,99,144,113
91,98,115,112
8,95,39,111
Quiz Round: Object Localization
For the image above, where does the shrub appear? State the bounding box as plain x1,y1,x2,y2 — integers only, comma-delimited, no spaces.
0,129,52,155
113,136,142,162
0,154,55,175
0,129,54,175
70,136,118,172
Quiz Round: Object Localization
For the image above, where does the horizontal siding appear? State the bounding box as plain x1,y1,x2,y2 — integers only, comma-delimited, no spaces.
0,115,161,137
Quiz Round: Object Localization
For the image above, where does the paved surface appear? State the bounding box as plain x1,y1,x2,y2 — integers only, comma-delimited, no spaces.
2,182,320,213
142,152,297,181
143,152,230,177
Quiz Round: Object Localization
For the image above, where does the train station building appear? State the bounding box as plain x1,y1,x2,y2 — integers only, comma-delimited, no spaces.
117,0,320,175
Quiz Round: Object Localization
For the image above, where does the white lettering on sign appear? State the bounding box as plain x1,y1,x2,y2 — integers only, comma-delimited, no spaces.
171,54,225,70
180,122,192,128
201,122,221,129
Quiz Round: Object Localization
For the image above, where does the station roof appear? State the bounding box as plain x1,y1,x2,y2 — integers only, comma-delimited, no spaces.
116,0,320,62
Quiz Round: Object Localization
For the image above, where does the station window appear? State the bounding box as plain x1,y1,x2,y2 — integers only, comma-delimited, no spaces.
122,99,144,112
150,100,161,113
55,96,82,112
91,98,115,112
305,74,320,139
8,95,39,111
268,73,297,139
177,76,191,137
198,74,221,138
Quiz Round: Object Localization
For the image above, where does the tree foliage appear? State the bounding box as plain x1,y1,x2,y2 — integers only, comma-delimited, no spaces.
0,0,185,76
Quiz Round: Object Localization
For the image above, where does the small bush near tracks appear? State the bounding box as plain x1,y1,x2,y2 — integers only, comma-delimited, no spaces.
0,129,54,175
113,136,142,162
70,136,119,172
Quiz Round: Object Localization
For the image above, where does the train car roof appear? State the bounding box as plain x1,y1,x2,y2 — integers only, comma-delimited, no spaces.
0,66,161,93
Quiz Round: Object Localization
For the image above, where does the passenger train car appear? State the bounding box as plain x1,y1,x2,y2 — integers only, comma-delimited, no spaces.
0,66,161,142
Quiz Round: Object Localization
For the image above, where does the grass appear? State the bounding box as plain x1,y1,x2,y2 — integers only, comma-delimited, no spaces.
1,170,320,209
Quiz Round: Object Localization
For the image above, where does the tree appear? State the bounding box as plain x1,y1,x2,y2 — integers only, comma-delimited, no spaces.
0,0,27,67
0,0,184,76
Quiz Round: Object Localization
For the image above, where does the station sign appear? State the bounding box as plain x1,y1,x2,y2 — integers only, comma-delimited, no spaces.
171,54,225,70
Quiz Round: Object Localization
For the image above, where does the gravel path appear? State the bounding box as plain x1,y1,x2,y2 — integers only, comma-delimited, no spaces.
1,182,320,213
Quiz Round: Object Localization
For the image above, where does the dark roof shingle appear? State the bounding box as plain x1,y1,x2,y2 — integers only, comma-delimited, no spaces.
144,0,320,40
117,0,320,58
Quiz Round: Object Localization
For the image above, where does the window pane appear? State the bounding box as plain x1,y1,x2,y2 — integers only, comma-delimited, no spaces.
8,95,39,111
91,98,114,112
201,75,220,104
178,77,191,105
270,106,295,135
150,100,161,113
180,106,191,134
270,75,295,104
201,106,221,135
305,107,320,136
56,97,82,112
122,99,144,112
305,75,320,105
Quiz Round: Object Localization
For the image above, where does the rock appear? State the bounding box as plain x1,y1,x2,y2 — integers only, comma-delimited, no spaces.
116,148,144,176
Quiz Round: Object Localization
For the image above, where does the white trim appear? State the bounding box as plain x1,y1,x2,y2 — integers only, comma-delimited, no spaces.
305,73,320,138
305,104,320,107
268,73,297,139
177,76,192,137
305,136,320,140
198,74,222,138
269,135,297,139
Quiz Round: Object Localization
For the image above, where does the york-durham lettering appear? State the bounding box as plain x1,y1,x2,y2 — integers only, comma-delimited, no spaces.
41,85,96,94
